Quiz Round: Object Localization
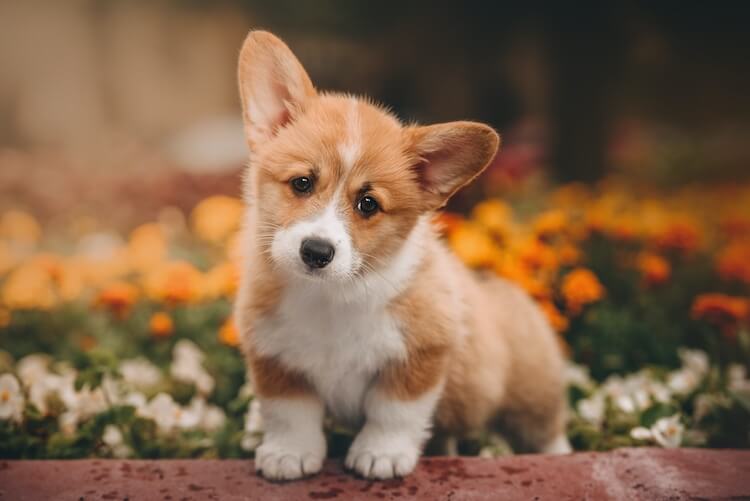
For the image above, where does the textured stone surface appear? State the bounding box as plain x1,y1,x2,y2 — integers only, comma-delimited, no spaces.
1,448,749,500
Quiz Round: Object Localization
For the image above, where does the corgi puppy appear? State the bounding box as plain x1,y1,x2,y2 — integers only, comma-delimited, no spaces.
235,31,571,481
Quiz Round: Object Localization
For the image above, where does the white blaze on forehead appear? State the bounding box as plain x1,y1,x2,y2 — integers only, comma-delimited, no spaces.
338,99,361,171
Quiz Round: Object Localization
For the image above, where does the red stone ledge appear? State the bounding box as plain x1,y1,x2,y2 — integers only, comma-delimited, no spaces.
1,448,749,500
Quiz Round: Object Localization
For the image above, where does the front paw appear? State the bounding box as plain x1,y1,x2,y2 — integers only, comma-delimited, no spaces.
255,439,325,481
345,432,420,479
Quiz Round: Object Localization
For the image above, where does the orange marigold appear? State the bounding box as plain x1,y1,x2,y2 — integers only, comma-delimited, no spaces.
96,281,138,317
448,223,500,268
561,268,605,315
190,195,244,244
219,317,240,347
533,209,568,239
637,253,671,287
691,293,749,326
518,239,558,273
144,260,203,304
149,311,174,337
653,220,702,254
471,199,513,238
715,241,750,284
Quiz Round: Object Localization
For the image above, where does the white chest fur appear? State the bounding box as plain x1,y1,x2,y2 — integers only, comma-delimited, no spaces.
253,287,407,425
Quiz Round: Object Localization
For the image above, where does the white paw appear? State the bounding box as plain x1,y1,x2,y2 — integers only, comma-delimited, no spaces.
255,440,324,481
345,432,420,479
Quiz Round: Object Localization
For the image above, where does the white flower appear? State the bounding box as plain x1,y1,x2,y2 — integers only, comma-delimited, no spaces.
16,354,52,387
667,369,700,395
565,364,595,391
678,349,709,376
577,394,605,425
614,395,637,413
630,426,652,441
0,373,24,422
124,391,147,410
201,404,226,432
630,415,684,448
141,393,181,433
28,373,63,415
651,415,684,448
728,364,750,394
170,340,215,395
102,424,132,458
58,410,79,436
119,358,162,391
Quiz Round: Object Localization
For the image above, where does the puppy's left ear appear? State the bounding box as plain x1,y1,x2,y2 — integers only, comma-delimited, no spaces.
405,122,500,209
238,31,317,148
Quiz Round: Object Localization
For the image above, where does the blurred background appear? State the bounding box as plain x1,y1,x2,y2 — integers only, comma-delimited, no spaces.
1,1,749,457
2,0,749,227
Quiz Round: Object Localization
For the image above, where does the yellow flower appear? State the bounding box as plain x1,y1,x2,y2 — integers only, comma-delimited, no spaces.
96,281,139,317
190,196,244,244
561,268,605,315
219,317,240,347
1,261,56,310
432,212,465,236
149,312,174,338
636,253,671,287
0,242,17,277
128,223,167,272
471,199,513,238
0,210,41,246
144,261,203,304
448,222,500,268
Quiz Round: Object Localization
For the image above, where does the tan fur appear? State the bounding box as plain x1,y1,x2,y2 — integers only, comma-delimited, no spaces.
235,30,568,456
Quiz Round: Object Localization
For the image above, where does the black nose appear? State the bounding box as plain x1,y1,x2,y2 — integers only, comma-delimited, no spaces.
300,238,335,269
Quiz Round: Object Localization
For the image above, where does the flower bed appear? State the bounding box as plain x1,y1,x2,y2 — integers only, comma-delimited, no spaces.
0,182,748,459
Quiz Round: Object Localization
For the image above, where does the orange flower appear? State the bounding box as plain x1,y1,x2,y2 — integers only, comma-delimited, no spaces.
518,239,558,273
190,196,244,244
720,214,750,240
653,219,702,254
691,293,749,325
96,281,138,316
471,199,513,238
149,312,174,337
219,317,240,347
538,300,569,333
558,243,582,267
128,223,167,272
144,261,203,304
715,241,750,284
448,223,500,268
203,262,239,298
637,253,671,287
533,210,568,239
0,210,41,246
1,261,57,310
561,268,605,315
0,307,10,328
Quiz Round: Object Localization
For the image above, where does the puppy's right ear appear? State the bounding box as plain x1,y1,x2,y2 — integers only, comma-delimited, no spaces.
238,31,316,148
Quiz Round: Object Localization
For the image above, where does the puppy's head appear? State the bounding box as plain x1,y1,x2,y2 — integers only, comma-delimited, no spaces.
238,31,499,284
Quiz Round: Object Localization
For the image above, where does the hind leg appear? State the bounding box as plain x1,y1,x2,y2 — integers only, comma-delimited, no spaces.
499,398,572,455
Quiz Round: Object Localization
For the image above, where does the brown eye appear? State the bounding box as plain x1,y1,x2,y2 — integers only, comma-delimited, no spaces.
356,195,379,217
290,176,313,194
